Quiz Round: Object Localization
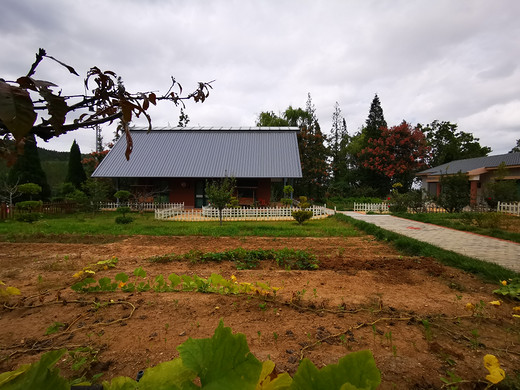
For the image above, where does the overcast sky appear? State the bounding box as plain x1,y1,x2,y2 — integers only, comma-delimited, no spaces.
3,0,519,155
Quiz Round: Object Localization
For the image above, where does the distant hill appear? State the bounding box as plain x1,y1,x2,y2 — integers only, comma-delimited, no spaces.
38,147,70,162
1,147,88,198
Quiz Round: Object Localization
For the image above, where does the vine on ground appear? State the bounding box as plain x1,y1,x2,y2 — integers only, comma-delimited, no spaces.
71,269,281,298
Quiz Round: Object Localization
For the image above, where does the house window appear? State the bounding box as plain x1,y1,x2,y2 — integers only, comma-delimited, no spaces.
427,182,438,196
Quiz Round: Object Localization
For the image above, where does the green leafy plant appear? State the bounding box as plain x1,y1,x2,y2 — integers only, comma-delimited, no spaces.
148,248,319,270
45,322,66,336
71,270,281,299
0,280,21,302
494,278,520,300
421,320,433,343
0,321,381,389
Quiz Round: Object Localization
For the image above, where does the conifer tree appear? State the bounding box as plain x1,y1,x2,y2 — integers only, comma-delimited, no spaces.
65,140,87,189
364,94,387,143
329,102,350,195
7,134,51,200
356,94,390,196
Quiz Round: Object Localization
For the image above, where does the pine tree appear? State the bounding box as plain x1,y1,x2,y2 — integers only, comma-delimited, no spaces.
7,134,51,200
65,140,87,189
364,94,387,143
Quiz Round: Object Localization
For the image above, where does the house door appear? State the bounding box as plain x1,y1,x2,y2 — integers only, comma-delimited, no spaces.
195,180,208,208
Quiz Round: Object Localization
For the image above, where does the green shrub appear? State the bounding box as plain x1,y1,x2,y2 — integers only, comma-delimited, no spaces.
115,206,133,224
15,213,41,223
114,190,131,199
436,172,470,213
326,196,383,211
281,198,293,207
226,196,240,208
292,210,313,225
15,200,43,212
388,189,423,213
299,196,311,209
115,216,134,224
15,200,43,223
18,183,42,200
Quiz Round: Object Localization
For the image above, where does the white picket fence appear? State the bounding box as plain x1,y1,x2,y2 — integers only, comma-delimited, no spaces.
100,202,184,211
353,202,390,213
497,201,520,216
155,205,334,221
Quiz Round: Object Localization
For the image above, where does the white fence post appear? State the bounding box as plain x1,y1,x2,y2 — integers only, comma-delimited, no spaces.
497,201,520,216
154,203,334,221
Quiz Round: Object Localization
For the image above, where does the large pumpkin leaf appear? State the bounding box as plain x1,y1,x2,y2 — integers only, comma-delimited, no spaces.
0,349,68,390
177,320,262,390
138,357,197,390
0,81,37,140
102,376,137,390
256,360,292,390
289,350,380,390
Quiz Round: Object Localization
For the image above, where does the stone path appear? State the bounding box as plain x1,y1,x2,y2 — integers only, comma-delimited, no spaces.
341,212,520,273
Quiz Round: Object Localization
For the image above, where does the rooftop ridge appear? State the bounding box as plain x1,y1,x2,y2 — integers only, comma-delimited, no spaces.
129,126,300,131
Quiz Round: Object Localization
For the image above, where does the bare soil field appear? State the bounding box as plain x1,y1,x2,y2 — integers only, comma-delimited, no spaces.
0,235,519,388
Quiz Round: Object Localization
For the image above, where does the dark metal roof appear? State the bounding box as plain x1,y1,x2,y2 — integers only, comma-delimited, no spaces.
92,127,302,178
418,152,520,176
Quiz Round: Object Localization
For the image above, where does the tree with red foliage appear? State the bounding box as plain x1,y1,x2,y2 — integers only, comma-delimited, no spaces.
82,149,111,177
358,121,430,192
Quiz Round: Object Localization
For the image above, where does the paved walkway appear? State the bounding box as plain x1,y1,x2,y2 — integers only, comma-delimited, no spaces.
341,212,520,273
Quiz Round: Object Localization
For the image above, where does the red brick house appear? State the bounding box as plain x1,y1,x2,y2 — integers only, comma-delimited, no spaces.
417,152,520,204
92,127,302,207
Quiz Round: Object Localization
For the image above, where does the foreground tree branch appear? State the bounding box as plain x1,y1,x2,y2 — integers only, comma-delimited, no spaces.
0,48,213,161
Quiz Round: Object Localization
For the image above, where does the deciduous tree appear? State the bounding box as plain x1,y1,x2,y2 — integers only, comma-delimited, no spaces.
206,176,236,226
257,94,329,201
509,139,520,153
358,121,430,192
418,120,491,167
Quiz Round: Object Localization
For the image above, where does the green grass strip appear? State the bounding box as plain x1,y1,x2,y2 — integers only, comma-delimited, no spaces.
392,212,520,244
334,214,519,283
0,212,359,239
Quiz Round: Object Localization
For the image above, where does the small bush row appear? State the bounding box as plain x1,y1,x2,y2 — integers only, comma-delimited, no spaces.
148,247,319,270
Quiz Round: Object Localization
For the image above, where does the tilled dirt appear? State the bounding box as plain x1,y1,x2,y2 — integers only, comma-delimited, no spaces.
0,235,519,388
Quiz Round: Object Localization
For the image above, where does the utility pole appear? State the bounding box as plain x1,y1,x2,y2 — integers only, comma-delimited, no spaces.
95,125,103,153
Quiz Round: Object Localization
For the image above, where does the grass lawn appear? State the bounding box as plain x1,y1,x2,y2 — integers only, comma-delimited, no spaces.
0,212,359,240
392,212,520,244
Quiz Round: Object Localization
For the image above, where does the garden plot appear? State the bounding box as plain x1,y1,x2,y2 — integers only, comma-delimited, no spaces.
0,235,519,388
